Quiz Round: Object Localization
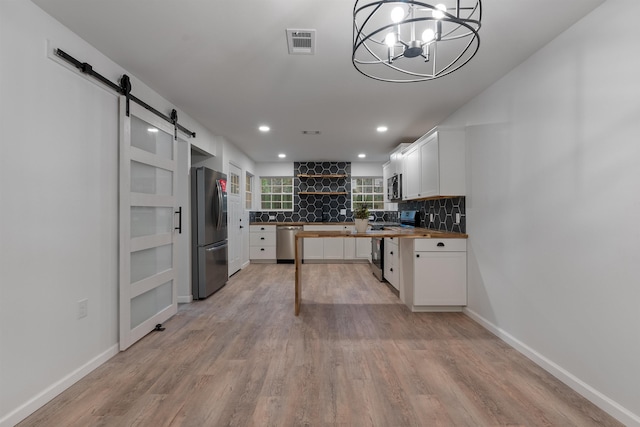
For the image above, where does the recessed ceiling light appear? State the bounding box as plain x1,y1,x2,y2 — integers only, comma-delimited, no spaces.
147,128,159,133
358,153,366,158
376,126,388,132
278,153,286,158
259,125,270,132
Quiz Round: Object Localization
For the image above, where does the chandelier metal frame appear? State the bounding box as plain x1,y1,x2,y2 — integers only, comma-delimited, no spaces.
353,0,482,82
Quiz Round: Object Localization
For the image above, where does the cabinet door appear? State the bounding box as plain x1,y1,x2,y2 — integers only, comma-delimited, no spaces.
413,251,466,305
419,133,439,198
403,145,421,199
343,226,356,259
303,238,324,259
355,237,371,260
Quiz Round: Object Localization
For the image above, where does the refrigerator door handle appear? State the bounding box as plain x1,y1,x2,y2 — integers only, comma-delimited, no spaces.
216,180,223,230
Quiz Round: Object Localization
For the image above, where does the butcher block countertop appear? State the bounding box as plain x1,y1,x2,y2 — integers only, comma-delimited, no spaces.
295,227,468,239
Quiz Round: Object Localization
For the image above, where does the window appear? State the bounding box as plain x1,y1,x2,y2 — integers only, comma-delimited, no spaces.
352,177,384,211
261,177,293,210
245,172,254,210
229,171,240,195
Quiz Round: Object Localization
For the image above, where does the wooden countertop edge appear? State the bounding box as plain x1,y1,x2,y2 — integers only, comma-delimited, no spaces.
295,229,468,239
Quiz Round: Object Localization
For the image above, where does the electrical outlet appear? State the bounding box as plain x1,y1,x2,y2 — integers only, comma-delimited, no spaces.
340,209,346,215
455,213,461,224
269,215,275,220
429,213,434,222
78,299,88,319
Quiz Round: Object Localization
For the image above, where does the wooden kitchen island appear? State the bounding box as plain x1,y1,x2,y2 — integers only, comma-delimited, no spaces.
294,227,468,315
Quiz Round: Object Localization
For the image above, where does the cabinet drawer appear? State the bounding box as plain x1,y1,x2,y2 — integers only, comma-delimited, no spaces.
250,233,276,246
250,246,276,259
414,238,466,252
250,224,276,232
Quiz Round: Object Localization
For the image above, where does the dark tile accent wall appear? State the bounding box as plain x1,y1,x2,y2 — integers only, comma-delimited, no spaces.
398,197,466,233
250,161,398,223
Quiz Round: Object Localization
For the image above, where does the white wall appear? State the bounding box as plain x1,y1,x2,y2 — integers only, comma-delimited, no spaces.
442,1,640,424
254,162,294,177
351,162,383,177
0,1,239,425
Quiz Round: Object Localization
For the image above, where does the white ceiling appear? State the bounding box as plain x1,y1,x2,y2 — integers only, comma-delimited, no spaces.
32,0,604,163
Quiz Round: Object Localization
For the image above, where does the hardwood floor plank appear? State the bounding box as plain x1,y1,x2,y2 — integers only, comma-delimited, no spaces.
17,264,623,427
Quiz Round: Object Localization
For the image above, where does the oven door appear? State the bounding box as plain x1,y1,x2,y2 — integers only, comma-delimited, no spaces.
371,237,384,281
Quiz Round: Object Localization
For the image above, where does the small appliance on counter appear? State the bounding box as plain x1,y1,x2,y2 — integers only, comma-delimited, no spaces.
399,210,420,228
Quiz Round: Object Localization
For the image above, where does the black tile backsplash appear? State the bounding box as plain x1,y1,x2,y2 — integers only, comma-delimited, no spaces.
398,197,466,233
250,161,398,223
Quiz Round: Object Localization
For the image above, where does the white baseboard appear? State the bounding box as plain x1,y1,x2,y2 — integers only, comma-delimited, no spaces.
463,308,640,427
0,344,119,427
178,295,193,304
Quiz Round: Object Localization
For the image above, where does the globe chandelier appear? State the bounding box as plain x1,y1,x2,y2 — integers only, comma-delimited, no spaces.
352,0,482,82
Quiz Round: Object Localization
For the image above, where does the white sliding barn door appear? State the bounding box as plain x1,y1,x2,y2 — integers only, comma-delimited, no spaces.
119,97,178,351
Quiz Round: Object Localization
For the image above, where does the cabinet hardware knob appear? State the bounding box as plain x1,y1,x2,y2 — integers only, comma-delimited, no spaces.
239,225,244,229
390,251,393,255
416,254,420,258
390,268,393,272
437,242,445,247
261,227,265,230
261,237,265,240
261,248,265,251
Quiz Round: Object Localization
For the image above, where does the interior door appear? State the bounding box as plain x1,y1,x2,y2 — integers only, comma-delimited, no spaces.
119,97,178,351
227,163,242,274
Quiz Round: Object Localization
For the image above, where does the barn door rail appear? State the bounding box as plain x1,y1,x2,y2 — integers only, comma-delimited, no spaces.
55,48,196,138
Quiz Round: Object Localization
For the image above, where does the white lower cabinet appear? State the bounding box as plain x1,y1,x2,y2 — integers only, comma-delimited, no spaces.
384,237,399,290
249,225,276,262
399,238,467,311
303,224,370,262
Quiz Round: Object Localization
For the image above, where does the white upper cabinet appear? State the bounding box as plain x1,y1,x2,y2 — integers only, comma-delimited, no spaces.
402,128,465,200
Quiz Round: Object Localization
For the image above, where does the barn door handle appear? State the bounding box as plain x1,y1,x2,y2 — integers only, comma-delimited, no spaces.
174,207,182,234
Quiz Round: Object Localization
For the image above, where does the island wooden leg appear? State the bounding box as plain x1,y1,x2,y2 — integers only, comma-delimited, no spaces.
294,236,302,315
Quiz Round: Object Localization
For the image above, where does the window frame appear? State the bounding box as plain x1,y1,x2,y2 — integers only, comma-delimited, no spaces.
260,176,294,211
245,172,254,210
351,176,384,212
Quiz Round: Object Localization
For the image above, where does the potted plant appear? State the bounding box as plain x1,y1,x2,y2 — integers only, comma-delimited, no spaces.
354,204,370,233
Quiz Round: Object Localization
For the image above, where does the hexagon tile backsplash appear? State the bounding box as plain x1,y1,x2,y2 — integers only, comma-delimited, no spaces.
249,161,466,233
250,161,396,224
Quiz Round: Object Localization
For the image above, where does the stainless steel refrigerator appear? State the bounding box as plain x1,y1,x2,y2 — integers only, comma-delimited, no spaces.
191,166,228,299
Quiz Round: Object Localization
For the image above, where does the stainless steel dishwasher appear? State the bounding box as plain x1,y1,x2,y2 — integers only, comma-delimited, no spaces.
276,225,303,263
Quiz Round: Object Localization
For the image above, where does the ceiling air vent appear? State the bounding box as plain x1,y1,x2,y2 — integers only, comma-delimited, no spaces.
286,29,316,55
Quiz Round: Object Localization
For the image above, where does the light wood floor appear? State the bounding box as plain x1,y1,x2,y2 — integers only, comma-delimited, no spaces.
19,264,621,427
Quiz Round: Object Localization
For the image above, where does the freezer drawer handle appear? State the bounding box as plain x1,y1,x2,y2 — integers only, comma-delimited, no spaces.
174,206,182,234
437,242,445,247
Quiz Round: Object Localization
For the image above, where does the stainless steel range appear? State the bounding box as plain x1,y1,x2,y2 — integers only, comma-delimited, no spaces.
370,210,419,281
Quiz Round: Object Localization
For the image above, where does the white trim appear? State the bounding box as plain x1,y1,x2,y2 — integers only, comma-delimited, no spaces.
130,193,174,208
178,295,193,304
0,344,118,427
463,308,640,427
130,233,173,252
130,146,175,171
130,269,174,299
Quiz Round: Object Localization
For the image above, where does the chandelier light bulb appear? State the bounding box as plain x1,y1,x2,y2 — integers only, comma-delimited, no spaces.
432,4,447,19
390,6,404,23
422,28,435,42
352,0,482,82
385,32,397,47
